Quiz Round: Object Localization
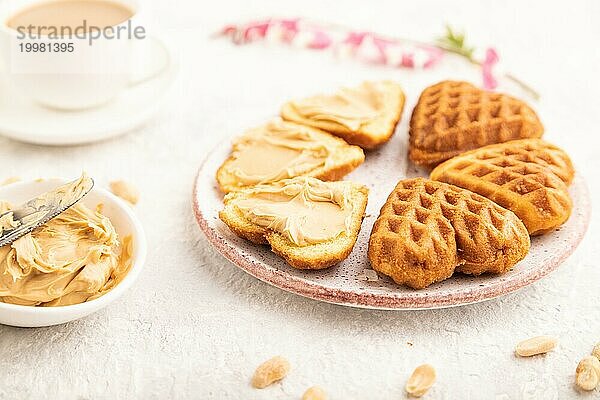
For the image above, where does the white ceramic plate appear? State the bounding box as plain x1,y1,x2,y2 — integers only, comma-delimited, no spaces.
0,43,176,146
193,135,590,310
0,179,147,327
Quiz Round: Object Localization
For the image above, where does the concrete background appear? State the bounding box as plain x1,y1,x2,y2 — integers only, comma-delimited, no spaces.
0,0,598,398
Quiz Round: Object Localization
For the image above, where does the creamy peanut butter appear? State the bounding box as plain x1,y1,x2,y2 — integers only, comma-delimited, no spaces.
225,120,338,187
288,81,387,131
234,177,353,246
0,199,133,307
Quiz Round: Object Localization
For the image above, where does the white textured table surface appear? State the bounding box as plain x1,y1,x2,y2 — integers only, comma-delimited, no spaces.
0,1,599,399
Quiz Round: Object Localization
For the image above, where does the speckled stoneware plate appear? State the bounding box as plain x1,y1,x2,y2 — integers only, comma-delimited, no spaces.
192,54,591,310
192,132,590,310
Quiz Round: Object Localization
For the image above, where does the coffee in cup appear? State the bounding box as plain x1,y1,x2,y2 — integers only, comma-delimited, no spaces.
0,0,166,110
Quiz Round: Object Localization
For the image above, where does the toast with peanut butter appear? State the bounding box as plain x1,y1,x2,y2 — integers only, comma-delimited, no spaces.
280,81,405,149
216,119,365,193
219,177,368,269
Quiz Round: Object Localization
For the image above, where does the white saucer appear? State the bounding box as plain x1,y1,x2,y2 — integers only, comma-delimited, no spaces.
0,45,177,146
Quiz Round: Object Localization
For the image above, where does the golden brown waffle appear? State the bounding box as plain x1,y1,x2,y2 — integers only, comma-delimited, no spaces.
368,178,530,289
409,81,544,167
430,139,574,235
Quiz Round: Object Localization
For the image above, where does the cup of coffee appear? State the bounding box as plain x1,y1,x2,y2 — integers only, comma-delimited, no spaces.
0,0,168,110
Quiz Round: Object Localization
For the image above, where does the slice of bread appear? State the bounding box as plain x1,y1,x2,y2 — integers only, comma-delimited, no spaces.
216,120,365,193
219,178,369,269
280,81,405,149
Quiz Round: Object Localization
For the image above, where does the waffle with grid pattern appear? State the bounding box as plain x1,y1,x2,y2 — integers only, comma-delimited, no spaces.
368,178,530,289
430,139,574,235
409,81,544,167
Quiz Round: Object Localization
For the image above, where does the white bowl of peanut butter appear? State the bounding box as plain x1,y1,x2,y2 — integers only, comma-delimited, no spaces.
0,178,147,327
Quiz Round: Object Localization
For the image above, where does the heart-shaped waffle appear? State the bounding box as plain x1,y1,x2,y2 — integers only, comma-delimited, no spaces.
430,139,573,235
409,81,544,167
368,178,530,289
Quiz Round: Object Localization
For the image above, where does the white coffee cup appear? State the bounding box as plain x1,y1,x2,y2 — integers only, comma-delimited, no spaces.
0,0,168,110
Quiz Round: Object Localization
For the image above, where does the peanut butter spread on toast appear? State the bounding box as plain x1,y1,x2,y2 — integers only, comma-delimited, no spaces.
224,120,340,187
287,81,386,131
233,177,353,246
